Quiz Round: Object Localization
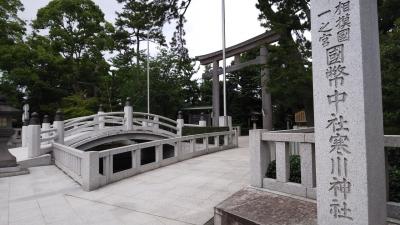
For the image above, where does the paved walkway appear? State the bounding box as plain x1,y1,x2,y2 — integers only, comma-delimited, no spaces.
0,137,250,225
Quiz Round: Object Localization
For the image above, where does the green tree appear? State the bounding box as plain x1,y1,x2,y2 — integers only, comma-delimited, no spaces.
114,0,167,67
112,48,198,118
114,0,192,68
112,0,196,118
32,0,114,95
378,0,400,34
381,18,400,134
0,0,26,106
255,0,400,132
256,0,313,128
227,51,263,131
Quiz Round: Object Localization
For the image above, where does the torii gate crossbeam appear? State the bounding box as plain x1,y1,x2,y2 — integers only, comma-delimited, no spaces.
195,31,280,129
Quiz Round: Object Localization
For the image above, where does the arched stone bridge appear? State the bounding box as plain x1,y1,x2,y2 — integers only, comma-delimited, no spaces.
18,101,238,191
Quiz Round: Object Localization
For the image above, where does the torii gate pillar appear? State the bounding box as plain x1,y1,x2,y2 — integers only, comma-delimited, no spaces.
212,61,220,127
260,47,273,130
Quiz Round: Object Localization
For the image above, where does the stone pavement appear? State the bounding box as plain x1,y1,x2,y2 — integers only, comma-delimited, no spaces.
0,137,250,225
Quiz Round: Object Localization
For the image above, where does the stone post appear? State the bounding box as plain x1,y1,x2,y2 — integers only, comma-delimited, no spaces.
27,112,41,158
260,46,273,130
275,142,289,183
176,111,184,137
82,151,100,191
311,0,386,224
97,104,105,129
42,115,50,144
249,129,271,188
53,110,64,145
199,112,206,127
155,145,163,163
153,116,159,129
212,61,220,127
21,119,29,147
124,97,133,131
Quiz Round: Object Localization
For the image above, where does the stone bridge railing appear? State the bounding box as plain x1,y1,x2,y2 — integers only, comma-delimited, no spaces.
63,111,179,139
53,130,238,191
21,98,209,158
250,128,400,220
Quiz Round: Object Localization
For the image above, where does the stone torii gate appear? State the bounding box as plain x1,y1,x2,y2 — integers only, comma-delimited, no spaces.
196,31,280,129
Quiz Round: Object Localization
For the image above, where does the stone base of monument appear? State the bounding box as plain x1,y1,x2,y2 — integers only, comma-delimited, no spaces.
213,187,400,225
0,165,29,178
213,187,317,225
18,154,52,168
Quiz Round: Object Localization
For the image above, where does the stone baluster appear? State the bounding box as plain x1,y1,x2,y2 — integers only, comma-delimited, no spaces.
176,111,184,136
124,97,133,131
214,135,219,147
97,104,105,129
275,142,289,183
155,145,162,163
224,134,229,146
202,137,208,150
27,112,41,158
299,143,315,187
53,109,64,144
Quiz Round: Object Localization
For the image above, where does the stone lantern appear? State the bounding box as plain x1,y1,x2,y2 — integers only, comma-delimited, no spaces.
250,111,260,130
0,95,28,177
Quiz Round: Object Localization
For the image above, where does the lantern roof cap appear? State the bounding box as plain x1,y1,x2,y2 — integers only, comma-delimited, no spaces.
0,95,20,116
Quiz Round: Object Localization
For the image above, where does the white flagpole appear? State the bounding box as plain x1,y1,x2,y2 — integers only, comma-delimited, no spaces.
147,31,150,115
221,0,227,124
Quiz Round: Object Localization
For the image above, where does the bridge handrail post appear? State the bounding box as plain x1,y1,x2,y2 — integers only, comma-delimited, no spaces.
82,151,100,191
27,112,41,158
177,111,184,136
21,119,29,147
153,116,159,129
53,110,64,144
124,98,133,131
42,115,51,144
97,104,105,129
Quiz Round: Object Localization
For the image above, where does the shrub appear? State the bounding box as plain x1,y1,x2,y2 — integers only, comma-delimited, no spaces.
265,155,301,183
388,147,400,202
265,150,400,201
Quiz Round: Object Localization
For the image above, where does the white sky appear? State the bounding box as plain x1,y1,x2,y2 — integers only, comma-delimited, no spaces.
19,0,265,78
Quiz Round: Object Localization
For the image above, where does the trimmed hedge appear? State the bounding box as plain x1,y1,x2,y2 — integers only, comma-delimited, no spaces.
388,148,400,202
265,151,400,202
182,126,229,136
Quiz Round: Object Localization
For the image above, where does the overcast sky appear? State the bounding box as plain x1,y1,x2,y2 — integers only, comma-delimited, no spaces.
19,0,265,77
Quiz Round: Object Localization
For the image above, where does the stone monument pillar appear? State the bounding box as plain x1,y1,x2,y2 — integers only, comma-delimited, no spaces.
311,0,386,224
212,61,220,127
260,47,273,130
